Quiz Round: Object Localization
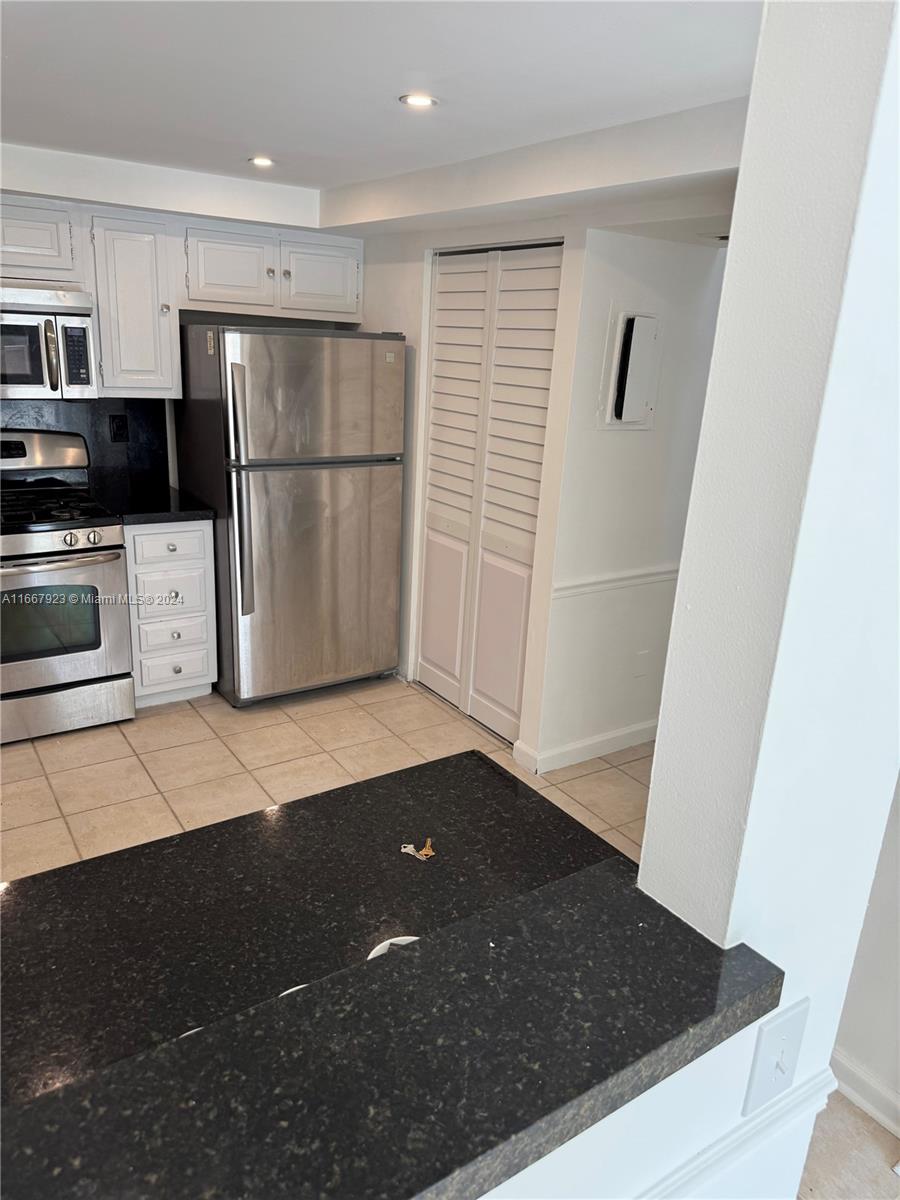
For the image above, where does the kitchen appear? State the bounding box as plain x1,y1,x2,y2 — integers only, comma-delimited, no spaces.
1,4,896,1200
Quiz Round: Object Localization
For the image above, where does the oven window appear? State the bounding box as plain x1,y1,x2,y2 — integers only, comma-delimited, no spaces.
0,586,101,663
0,324,45,386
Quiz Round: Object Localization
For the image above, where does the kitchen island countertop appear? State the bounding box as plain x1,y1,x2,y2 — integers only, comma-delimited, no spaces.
1,754,783,1199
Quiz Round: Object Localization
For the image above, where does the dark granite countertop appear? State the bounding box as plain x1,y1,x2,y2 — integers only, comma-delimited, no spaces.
119,485,214,525
89,469,214,524
0,753,783,1199
1,752,615,1107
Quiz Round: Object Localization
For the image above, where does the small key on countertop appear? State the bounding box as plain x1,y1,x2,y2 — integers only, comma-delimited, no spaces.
400,843,428,861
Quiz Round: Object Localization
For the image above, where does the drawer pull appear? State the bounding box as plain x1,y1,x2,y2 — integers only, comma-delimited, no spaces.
173,665,183,675
169,589,180,601
171,631,182,640
167,543,177,552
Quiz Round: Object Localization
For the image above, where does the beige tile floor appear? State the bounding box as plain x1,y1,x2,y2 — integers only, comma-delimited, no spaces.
0,677,651,882
800,1091,900,1199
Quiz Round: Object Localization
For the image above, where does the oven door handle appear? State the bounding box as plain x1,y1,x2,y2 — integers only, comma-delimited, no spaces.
0,551,122,577
44,318,60,393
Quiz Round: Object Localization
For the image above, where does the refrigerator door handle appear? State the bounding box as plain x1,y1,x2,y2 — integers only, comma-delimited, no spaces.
230,361,250,466
230,471,256,616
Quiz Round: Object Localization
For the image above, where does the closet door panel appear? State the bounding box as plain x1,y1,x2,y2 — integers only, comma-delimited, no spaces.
416,243,563,742
418,529,468,705
417,251,491,703
468,551,531,741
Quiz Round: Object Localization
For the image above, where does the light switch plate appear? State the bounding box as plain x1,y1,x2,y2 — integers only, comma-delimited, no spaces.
742,998,810,1116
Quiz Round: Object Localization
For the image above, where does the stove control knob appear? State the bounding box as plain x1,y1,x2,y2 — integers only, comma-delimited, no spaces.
62,532,79,548
86,530,103,546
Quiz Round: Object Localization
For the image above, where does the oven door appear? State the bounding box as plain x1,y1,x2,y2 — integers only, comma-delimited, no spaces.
0,550,131,695
0,312,62,400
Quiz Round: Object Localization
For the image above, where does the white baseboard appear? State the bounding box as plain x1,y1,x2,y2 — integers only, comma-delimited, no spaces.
832,1048,900,1138
639,1068,836,1198
519,718,658,775
512,740,540,774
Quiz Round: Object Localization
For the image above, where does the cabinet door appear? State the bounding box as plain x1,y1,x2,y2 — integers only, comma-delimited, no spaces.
186,228,276,306
92,216,175,392
279,239,361,314
0,204,74,273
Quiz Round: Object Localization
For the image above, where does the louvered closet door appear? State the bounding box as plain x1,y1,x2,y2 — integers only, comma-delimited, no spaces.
417,244,562,740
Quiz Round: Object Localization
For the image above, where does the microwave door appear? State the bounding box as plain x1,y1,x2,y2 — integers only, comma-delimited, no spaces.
0,312,62,399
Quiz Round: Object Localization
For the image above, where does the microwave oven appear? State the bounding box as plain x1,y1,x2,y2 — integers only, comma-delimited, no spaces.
0,285,98,400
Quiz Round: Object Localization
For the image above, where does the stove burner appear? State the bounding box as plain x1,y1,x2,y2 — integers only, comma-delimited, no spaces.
0,478,118,534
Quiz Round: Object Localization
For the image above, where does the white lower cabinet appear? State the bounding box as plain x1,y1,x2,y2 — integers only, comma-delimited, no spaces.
125,520,217,706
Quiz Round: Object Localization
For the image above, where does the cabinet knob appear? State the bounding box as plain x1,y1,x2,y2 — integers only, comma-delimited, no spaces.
167,543,177,552
160,303,171,314
168,589,180,601
266,267,276,278
173,664,183,675
283,268,292,279
171,630,182,640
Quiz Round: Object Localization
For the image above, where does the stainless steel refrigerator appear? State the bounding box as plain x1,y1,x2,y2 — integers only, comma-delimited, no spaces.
177,322,405,705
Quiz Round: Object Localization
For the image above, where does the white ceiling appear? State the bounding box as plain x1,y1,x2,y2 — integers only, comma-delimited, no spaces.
0,1,761,191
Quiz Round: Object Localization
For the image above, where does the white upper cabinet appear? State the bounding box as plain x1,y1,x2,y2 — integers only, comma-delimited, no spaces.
0,202,76,276
186,227,277,306
279,237,362,314
91,215,177,394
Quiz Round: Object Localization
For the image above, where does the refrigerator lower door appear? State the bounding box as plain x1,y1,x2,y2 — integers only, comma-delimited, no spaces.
225,462,402,701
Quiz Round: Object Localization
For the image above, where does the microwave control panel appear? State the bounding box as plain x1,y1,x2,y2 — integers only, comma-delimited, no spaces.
63,326,91,386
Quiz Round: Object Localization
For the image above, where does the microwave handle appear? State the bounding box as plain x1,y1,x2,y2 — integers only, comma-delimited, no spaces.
44,319,60,393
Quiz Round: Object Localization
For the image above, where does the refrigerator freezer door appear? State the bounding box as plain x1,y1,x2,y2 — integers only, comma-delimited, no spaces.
223,331,404,463
227,463,402,700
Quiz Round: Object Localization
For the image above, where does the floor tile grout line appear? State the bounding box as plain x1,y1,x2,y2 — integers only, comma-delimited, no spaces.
158,791,187,833
47,785,166,821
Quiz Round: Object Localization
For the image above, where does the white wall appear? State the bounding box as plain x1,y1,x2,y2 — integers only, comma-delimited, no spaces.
833,789,900,1136
322,98,746,229
526,231,725,770
495,6,896,1198
362,200,728,722
0,143,320,228
640,0,897,947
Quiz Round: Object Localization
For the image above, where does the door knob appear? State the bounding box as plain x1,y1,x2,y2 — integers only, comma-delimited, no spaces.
173,664,183,674
266,267,276,278
171,631,182,640
167,543,177,552
283,269,292,279
169,589,181,601
160,303,171,314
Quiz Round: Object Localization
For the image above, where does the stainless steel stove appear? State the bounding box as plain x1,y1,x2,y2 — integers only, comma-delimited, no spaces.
1,431,134,744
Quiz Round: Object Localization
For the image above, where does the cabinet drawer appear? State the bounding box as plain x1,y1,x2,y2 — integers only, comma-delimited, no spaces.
138,615,208,654
133,527,206,565
140,648,209,689
135,566,206,619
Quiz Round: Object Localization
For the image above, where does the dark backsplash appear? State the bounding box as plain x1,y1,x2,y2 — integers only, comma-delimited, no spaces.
0,398,169,492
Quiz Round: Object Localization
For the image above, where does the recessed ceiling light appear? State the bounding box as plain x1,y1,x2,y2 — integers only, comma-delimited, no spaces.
399,93,438,109
249,155,274,168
